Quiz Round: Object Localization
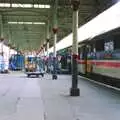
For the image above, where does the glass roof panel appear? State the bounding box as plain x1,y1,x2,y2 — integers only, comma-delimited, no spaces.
0,3,50,8
8,22,45,25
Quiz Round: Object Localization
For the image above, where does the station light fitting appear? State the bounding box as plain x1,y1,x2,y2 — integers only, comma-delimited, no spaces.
33,22,45,25
0,3,50,8
0,3,10,7
12,4,32,8
8,22,45,25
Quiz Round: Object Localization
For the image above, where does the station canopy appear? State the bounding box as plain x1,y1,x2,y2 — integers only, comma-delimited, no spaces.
0,0,116,52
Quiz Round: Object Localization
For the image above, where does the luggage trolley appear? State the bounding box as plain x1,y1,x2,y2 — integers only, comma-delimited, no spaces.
25,56,45,78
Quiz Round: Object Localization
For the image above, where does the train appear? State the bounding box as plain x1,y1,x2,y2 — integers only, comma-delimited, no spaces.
77,27,120,87
48,2,120,87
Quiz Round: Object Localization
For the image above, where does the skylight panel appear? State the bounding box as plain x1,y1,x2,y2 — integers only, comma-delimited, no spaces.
0,3,50,8
12,4,24,8
8,22,17,24
23,4,32,8
34,4,50,8
0,3,10,7
25,22,32,24
18,22,24,24
44,5,50,8
33,22,45,25
8,22,45,25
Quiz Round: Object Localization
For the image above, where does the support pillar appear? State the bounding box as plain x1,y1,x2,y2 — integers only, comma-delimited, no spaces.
0,14,4,39
52,0,58,80
46,39,49,73
52,28,58,79
53,32,57,58
8,24,12,59
43,44,46,72
0,14,4,55
46,20,50,57
46,20,50,73
43,44,46,57
46,39,49,56
70,0,80,96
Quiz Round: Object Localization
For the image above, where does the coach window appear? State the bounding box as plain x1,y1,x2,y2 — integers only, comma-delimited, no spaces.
95,39,104,51
114,34,120,50
78,47,84,59
104,41,114,51
78,47,81,54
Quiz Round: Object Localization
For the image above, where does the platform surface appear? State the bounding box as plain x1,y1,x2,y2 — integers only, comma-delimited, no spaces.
0,72,120,120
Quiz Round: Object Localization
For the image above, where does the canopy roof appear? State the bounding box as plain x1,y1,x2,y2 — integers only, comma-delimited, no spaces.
0,0,115,51
48,1,120,52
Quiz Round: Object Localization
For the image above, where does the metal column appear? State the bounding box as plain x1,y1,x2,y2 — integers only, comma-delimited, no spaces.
52,0,58,80
46,20,50,57
0,15,3,39
46,21,50,73
70,0,80,96
47,39,49,56
8,24,12,58
43,44,46,57
0,14,4,55
46,40,49,73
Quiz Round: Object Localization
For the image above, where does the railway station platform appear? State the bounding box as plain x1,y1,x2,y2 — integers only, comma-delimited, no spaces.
0,72,120,120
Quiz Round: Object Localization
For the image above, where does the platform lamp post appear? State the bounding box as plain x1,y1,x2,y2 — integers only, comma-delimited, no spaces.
46,39,49,56
43,43,47,72
46,20,50,73
43,43,46,56
52,0,58,80
70,0,80,96
41,46,44,57
8,24,12,59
